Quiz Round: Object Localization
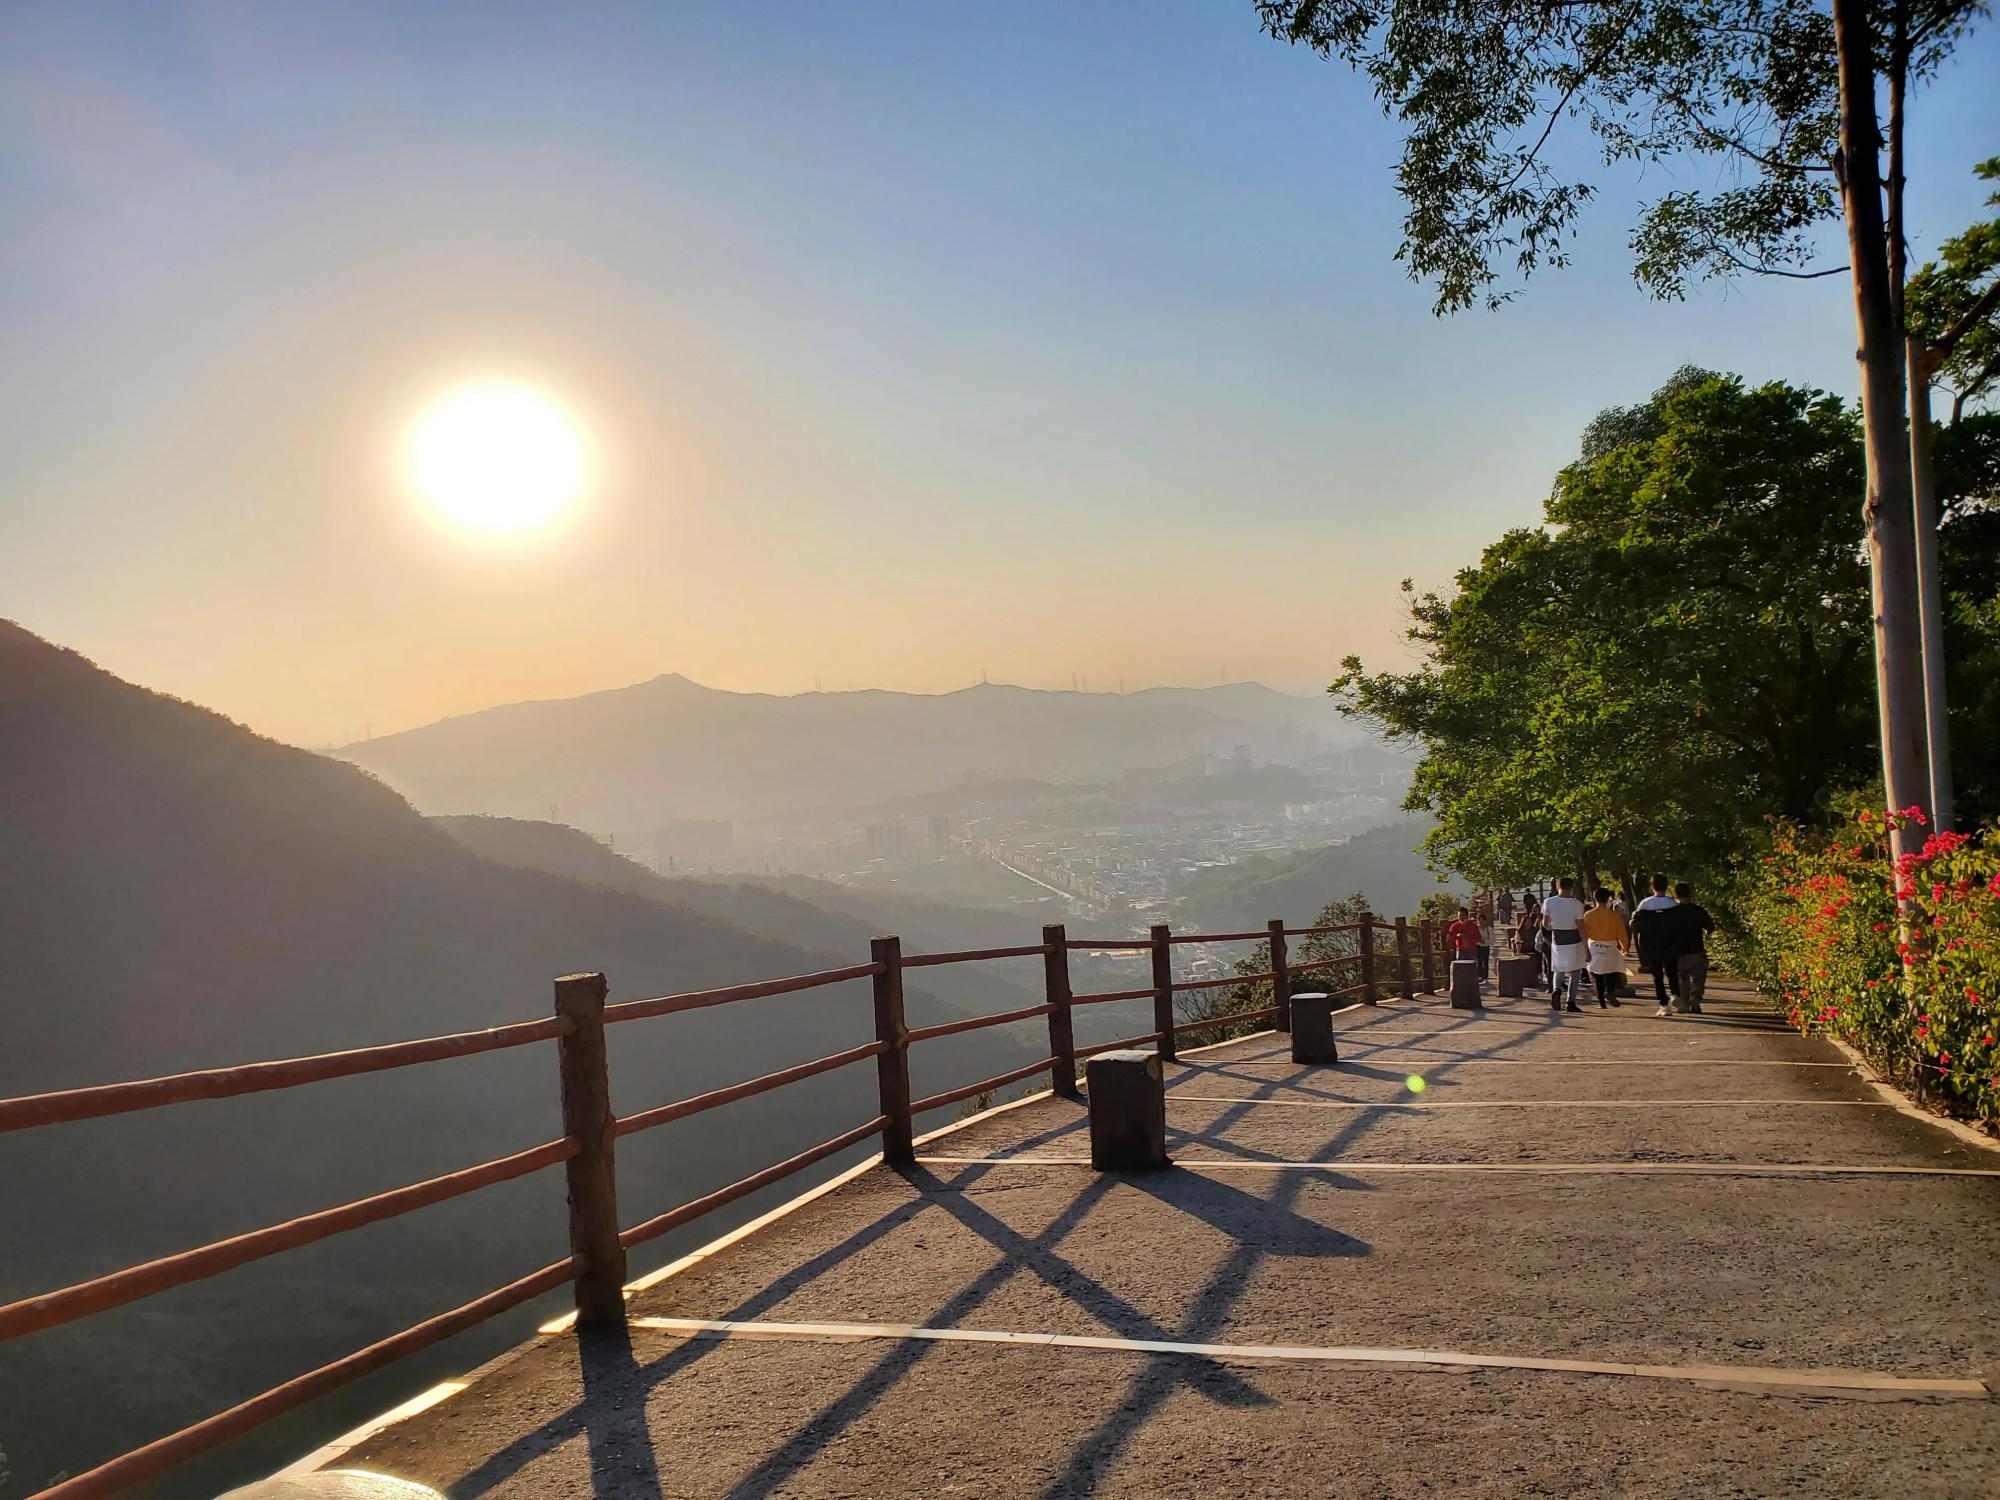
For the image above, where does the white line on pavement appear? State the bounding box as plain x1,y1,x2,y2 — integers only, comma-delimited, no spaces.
620,1316,1990,1398
915,1156,2000,1178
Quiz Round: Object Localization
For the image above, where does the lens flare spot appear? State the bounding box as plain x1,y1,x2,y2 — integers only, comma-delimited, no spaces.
1405,1074,1427,1093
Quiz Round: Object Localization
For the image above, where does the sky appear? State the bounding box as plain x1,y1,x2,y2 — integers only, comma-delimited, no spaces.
4,1,1997,746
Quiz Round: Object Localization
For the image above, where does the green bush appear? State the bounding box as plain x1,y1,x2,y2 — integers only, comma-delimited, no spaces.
1733,807,2000,1123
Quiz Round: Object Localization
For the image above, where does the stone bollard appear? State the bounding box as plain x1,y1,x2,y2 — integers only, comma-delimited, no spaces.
1289,992,1339,1064
1450,959,1483,1010
1086,1050,1168,1171
1496,954,1535,998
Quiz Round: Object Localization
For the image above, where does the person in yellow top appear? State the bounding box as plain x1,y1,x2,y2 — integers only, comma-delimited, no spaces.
1579,887,1630,1008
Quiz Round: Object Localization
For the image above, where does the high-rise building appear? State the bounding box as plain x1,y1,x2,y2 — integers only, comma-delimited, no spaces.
864,820,907,861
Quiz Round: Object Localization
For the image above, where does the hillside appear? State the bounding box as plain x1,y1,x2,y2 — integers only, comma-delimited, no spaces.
334,674,1365,831
429,817,1174,1051
432,815,1047,1016
1172,819,1450,931
0,624,1035,1497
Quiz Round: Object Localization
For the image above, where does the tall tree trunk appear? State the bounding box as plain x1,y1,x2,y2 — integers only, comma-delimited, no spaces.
1832,0,1928,865
1885,0,1952,831
1907,340,1955,828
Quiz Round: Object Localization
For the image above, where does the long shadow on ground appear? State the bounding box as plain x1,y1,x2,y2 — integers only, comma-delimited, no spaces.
449,999,1552,1498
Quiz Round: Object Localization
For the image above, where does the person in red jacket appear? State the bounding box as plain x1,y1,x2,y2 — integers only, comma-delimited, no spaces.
1445,906,1483,966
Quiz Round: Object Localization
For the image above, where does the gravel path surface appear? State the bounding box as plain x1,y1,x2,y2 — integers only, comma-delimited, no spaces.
341,979,2000,1497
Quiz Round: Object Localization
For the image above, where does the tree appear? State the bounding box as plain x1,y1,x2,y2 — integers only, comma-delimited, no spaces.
1906,158,2000,425
1903,158,2000,823
1579,364,1722,460
1257,0,1985,857
1220,894,1364,1027
1335,373,1879,888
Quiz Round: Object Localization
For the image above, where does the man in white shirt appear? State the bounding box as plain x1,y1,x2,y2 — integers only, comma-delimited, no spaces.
1540,878,1588,1013
1629,874,1682,1016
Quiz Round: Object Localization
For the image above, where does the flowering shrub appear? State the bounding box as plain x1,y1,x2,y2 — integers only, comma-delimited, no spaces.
1733,807,1999,1123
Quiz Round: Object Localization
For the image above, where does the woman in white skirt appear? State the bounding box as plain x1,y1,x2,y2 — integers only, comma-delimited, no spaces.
1580,886,1630,1008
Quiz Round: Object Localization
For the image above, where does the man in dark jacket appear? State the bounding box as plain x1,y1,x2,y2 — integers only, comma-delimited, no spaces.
1629,874,1683,1016
1667,882,1715,1014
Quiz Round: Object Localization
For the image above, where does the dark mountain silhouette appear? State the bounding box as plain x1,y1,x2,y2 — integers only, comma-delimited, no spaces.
334,674,1363,830
0,623,1038,1497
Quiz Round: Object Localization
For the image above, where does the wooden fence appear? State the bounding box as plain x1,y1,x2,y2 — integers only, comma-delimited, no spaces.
0,912,1451,1497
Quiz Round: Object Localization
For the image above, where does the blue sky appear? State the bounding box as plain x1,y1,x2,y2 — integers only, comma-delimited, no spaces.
4,1,1996,743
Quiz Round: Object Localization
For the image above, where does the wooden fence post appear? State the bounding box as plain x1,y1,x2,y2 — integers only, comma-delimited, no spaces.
1268,918,1291,1034
1151,924,1177,1062
872,936,914,1164
1394,916,1415,1000
1359,912,1378,1005
1044,923,1079,1097
554,972,627,1330
1419,918,1438,995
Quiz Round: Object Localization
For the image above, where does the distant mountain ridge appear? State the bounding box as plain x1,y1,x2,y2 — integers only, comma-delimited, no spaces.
335,673,1364,831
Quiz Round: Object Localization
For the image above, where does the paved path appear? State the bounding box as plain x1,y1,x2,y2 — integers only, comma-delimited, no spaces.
342,979,2000,1497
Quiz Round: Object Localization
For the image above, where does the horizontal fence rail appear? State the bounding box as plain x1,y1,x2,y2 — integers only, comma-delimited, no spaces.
614,1042,886,1138
619,1116,892,1250
1069,984,1157,1006
33,1256,581,1500
0,900,1470,1497
1171,972,1274,992
904,1002,1055,1045
902,942,1051,968
605,962,882,1025
0,1137,579,1342
0,1017,575,1134
1175,1006,1279,1034
910,1054,1063,1115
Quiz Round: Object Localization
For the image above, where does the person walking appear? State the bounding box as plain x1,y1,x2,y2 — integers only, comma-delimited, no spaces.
1667,881,1715,1015
1580,887,1629,1008
1497,887,1516,928
1446,904,1483,986
1629,874,1683,1016
1541,878,1587,1013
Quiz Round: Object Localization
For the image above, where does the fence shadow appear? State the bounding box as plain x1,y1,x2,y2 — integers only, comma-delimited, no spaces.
447,992,1544,1498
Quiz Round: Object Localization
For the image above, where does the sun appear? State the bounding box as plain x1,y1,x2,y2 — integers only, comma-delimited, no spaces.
406,382,590,537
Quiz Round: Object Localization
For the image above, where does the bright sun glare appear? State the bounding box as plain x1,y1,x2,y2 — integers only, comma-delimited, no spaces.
406,382,590,537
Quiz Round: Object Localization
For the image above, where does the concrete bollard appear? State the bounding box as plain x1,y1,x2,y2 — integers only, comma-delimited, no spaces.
1450,959,1483,1010
1086,1050,1168,1171
1289,992,1339,1064
1496,954,1535,998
